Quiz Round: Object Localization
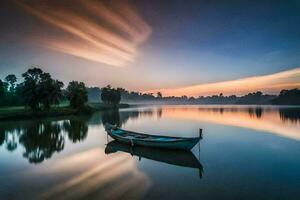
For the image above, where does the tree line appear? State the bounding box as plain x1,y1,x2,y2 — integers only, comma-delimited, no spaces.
0,67,124,110
1,67,299,109
0,67,89,110
88,87,300,105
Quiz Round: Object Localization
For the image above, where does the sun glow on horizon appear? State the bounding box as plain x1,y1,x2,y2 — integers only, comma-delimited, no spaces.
146,67,300,97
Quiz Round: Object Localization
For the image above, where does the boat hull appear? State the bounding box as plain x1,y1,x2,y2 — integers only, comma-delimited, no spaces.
106,127,200,151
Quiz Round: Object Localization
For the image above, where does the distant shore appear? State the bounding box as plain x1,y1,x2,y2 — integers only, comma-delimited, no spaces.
0,103,130,121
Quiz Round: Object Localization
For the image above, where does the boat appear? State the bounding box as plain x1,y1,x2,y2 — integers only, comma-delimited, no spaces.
105,123,201,151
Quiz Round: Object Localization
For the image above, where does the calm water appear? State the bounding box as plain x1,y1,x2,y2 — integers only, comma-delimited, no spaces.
1,105,300,200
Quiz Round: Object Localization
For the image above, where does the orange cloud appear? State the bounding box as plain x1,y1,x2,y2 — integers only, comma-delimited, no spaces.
146,68,300,96
16,0,151,67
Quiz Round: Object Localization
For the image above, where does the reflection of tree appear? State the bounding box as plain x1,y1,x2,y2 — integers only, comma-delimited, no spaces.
157,108,162,119
101,110,149,127
140,110,154,117
5,132,18,151
0,127,20,152
247,107,263,118
101,110,121,127
0,116,90,164
0,132,4,146
19,122,65,164
248,108,254,117
119,111,139,123
219,108,224,114
63,119,88,143
279,108,300,123
255,107,263,118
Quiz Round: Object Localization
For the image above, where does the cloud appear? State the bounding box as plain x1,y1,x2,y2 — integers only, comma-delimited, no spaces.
16,0,151,67
146,67,300,96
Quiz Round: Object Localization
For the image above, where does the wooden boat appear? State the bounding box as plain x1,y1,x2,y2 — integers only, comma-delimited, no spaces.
105,124,201,151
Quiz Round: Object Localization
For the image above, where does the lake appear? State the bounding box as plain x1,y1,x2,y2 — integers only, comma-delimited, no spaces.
1,105,300,200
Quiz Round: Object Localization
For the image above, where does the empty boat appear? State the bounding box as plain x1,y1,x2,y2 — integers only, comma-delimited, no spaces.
105,124,201,151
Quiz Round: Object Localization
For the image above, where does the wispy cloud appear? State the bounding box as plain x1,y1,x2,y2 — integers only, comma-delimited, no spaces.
16,0,151,67
147,67,300,96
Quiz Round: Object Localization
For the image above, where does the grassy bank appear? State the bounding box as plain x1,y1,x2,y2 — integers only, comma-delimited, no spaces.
0,103,130,121
0,106,77,121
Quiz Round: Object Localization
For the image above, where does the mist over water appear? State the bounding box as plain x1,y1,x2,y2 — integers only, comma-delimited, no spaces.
1,105,300,199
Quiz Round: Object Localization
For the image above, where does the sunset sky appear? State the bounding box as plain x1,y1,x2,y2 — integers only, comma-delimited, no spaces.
0,0,300,96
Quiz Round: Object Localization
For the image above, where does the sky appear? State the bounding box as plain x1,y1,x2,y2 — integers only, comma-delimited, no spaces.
0,0,300,96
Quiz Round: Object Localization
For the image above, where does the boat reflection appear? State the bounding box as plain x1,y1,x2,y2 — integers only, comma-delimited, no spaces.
1,105,300,165
105,140,204,178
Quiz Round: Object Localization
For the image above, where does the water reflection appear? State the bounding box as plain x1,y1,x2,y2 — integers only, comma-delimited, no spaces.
1,106,300,165
19,121,65,163
0,117,89,164
160,106,300,141
100,109,157,128
105,140,204,178
63,118,89,143
1,106,300,200
19,148,150,200
279,107,300,123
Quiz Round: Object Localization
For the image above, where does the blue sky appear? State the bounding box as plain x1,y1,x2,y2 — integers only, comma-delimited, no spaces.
0,0,299,94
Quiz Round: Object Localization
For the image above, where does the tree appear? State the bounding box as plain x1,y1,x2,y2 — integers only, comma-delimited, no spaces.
87,87,101,102
101,85,121,105
157,92,162,98
39,73,64,109
5,74,17,92
0,80,4,98
66,81,88,109
21,67,64,110
1,75,21,106
273,89,300,105
22,68,44,110
111,89,121,105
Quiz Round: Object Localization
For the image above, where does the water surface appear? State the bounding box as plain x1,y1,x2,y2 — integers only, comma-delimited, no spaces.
1,105,300,200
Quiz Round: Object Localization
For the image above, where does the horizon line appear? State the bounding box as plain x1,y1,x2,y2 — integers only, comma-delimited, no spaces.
144,67,300,97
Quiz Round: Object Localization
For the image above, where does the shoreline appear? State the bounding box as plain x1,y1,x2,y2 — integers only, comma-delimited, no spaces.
0,103,130,121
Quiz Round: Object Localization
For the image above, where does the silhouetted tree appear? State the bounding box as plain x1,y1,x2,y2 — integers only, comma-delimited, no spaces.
21,67,63,110
101,85,121,105
157,92,162,98
66,81,88,109
87,87,101,102
39,73,64,109
0,80,4,105
22,68,42,110
273,89,300,105
111,89,121,105
0,75,21,106
5,74,17,92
